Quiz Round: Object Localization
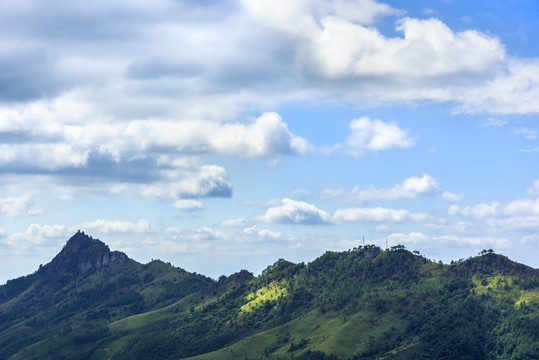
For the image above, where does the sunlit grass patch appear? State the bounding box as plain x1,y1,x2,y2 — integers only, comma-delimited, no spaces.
240,280,288,313
472,275,515,295
515,290,539,307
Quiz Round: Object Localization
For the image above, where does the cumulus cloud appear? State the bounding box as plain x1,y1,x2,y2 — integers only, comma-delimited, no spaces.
245,3,505,81
1,224,68,249
0,0,536,118
388,232,429,244
333,207,429,223
434,235,511,248
173,199,204,210
242,0,402,36
140,165,232,199
345,117,415,156
259,198,331,224
0,106,310,169
448,201,501,218
243,1,539,114
322,174,439,202
124,112,311,158
386,232,510,248
256,198,432,225
0,101,315,209
78,219,152,233
0,195,43,217
510,127,537,139
142,230,213,254
452,60,539,114
448,197,539,230
243,225,282,239
0,143,89,171
220,218,248,227
441,191,464,202
527,179,539,196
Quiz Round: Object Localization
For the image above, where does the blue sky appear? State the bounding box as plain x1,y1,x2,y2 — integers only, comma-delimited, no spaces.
1,0,538,283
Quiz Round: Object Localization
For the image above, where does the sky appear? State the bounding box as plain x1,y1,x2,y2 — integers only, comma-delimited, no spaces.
1,0,539,284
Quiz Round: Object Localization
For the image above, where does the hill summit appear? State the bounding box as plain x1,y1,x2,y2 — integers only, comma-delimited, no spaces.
39,230,128,276
0,232,538,360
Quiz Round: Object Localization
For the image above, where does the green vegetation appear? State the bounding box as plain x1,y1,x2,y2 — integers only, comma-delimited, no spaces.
0,232,537,359
241,280,288,313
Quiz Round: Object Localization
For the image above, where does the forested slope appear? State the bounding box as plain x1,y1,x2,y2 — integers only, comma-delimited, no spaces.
0,232,537,359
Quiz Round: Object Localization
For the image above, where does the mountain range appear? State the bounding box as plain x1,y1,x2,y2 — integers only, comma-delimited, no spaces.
0,231,537,360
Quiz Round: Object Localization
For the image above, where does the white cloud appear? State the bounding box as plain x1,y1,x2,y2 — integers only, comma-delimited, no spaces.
345,116,415,156
322,174,440,202
290,189,312,201
421,8,438,16
257,198,432,226
301,15,505,82
197,227,228,241
243,2,538,114
259,198,331,224
220,218,248,227
140,165,233,199
448,197,539,231
385,232,510,249
1,224,68,249
328,0,403,24
453,59,539,114
78,219,152,234
0,0,536,123
241,0,402,39
448,201,500,218
0,104,310,166
441,190,464,202
434,235,511,248
124,112,312,158
243,225,282,239
0,195,43,217
480,117,508,127
528,179,539,197
141,234,211,254
333,207,429,223
244,198,286,207
257,228,283,238
173,199,204,210
520,147,539,153
388,232,429,244
0,143,89,170
511,128,537,139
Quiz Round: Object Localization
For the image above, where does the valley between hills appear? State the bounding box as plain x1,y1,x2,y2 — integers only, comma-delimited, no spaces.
1,231,537,360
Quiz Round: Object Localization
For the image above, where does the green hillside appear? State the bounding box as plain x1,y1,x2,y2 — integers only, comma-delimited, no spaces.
0,232,537,359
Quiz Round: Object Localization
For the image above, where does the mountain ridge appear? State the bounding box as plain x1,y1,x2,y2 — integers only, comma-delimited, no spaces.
0,232,537,360
39,230,129,276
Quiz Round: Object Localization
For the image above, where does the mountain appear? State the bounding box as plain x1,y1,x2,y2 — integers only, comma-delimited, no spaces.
0,233,537,360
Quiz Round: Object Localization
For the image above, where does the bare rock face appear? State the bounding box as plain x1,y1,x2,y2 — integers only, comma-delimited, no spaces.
41,231,128,277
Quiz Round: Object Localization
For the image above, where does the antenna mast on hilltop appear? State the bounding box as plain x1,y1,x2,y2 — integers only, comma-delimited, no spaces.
386,238,388,250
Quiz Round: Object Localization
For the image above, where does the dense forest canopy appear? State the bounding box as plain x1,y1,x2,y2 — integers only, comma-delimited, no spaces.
1,232,537,359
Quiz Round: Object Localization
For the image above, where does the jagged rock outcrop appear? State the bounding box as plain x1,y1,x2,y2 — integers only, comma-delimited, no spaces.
39,230,128,277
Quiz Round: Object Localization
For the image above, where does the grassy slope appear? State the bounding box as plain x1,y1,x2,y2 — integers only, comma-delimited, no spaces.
98,251,538,360
1,239,537,360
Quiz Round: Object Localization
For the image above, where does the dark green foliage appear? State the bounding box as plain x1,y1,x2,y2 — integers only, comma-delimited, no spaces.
0,233,538,360
294,350,340,360
288,338,309,352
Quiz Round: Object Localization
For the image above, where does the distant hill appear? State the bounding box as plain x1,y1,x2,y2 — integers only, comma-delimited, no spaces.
0,232,537,359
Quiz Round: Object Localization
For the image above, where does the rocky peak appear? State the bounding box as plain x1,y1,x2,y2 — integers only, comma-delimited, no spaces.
41,231,128,276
